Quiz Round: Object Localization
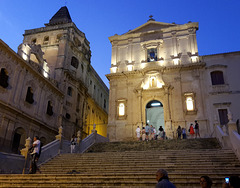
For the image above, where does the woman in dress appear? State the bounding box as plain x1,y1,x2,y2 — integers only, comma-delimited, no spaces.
136,126,141,141
189,124,195,139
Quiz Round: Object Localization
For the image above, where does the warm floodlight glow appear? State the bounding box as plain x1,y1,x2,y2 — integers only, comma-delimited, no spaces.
43,71,48,78
157,80,163,88
142,81,149,90
191,56,198,63
127,65,133,71
43,61,50,78
111,67,117,73
159,59,164,65
141,63,147,69
119,103,125,116
173,58,179,65
186,97,194,111
151,103,161,106
22,53,28,61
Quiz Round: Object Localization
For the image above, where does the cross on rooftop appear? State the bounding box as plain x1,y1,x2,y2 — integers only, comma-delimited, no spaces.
148,15,155,21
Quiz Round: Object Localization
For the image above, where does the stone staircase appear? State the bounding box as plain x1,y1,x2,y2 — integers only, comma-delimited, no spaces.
0,138,240,188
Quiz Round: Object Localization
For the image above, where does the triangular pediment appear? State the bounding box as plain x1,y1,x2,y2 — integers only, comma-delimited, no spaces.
126,21,176,34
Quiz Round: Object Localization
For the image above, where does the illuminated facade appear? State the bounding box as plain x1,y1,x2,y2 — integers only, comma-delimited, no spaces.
107,17,240,141
0,39,64,153
0,6,108,153
21,6,109,139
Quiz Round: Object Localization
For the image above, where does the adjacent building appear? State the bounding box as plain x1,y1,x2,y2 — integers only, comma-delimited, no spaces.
0,6,108,153
106,17,240,141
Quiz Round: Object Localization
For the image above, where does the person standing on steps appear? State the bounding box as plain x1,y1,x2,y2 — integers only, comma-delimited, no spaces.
70,134,77,153
189,123,195,139
142,127,146,141
150,125,154,140
195,120,201,138
182,128,187,139
29,136,41,174
135,126,141,141
145,124,150,141
158,126,164,140
176,125,182,139
155,169,176,188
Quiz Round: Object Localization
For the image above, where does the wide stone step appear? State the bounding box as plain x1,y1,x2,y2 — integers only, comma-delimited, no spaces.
0,176,227,186
0,178,227,188
1,138,238,188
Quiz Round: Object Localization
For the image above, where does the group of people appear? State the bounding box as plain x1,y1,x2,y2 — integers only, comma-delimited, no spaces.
156,169,240,188
137,120,201,140
176,120,201,139
136,124,166,141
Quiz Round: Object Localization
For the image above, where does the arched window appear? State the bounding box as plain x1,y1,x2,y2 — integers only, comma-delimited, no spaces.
31,38,37,44
56,34,62,43
71,57,79,69
211,71,224,85
12,127,26,154
46,101,53,116
67,87,72,96
25,87,34,104
186,97,194,111
184,93,196,113
0,68,9,88
43,36,49,45
119,103,125,116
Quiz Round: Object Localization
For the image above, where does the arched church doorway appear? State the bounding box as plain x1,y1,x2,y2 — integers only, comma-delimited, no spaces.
11,127,26,154
146,100,164,132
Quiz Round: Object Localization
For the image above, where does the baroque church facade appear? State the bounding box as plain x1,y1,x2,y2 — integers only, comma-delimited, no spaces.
107,17,240,141
0,6,108,153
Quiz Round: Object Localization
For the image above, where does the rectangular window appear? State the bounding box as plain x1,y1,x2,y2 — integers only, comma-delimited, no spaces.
218,109,228,125
147,48,157,62
117,99,127,119
184,92,196,114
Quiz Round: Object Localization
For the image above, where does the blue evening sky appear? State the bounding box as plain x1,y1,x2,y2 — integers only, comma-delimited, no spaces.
0,0,240,87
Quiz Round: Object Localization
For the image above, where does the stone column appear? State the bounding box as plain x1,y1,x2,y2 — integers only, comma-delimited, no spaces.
164,86,174,138
137,89,143,127
111,42,118,65
171,31,178,57
188,28,198,55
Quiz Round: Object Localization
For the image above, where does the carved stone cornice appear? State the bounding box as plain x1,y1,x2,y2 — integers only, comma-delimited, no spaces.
106,62,206,80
